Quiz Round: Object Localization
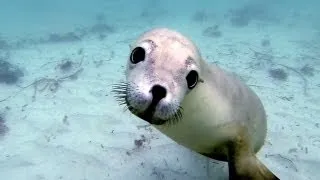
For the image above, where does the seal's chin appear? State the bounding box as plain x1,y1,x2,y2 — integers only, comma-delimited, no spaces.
127,92,170,125
132,101,168,125
137,112,167,125
125,100,169,125
124,96,182,126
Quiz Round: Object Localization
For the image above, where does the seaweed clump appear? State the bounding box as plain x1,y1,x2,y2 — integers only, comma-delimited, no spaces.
60,61,72,72
300,64,314,77
261,39,270,47
0,39,10,49
0,58,24,84
0,113,9,137
202,25,222,38
227,2,269,27
47,32,82,43
89,23,115,34
192,10,208,22
268,68,288,81
89,23,115,40
56,59,75,73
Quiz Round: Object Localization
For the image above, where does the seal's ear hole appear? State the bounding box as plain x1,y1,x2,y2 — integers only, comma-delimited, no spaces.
186,70,198,89
130,47,145,64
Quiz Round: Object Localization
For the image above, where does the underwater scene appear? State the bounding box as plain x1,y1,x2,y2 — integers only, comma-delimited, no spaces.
0,0,320,179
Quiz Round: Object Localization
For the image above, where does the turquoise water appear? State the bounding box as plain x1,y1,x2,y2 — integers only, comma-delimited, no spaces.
0,0,320,180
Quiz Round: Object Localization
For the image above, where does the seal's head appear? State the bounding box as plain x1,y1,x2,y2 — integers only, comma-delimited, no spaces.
113,28,203,125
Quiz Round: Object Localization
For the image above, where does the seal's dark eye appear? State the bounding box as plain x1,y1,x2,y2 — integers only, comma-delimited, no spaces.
186,70,198,89
130,47,145,64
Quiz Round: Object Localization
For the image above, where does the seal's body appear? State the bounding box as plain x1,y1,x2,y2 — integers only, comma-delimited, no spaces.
156,63,267,160
113,28,279,179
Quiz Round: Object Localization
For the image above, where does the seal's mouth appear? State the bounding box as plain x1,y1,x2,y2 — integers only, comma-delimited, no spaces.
132,98,183,126
136,96,166,125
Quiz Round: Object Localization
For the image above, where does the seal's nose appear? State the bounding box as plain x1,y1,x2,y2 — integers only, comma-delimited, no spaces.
150,85,167,101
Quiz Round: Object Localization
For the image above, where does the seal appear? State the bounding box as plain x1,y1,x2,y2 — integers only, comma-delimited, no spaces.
113,28,279,180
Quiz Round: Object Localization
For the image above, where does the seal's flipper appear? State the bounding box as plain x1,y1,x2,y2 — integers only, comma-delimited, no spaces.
227,128,279,180
228,155,280,180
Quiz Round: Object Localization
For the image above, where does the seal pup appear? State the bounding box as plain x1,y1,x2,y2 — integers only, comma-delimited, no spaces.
113,28,279,180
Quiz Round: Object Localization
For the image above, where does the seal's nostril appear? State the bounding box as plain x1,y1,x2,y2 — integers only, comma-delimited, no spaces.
151,85,167,101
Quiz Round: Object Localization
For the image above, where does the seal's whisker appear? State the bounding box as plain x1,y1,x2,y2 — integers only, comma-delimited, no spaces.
111,81,141,115
111,81,128,100
112,90,127,94
172,113,179,125
112,87,127,92
118,101,127,105
113,90,126,94
114,94,126,98
122,105,129,112
174,109,180,124
177,106,183,118
166,104,183,125
167,104,174,125
114,96,126,103
112,81,128,90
